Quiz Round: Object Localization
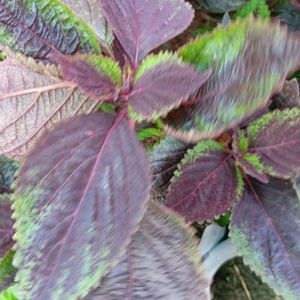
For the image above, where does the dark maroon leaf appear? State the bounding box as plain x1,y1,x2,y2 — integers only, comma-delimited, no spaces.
0,0,98,60
129,54,211,121
166,141,243,222
151,136,190,190
13,112,151,300
84,202,209,300
271,79,300,109
55,54,121,101
0,195,14,259
101,0,194,65
230,177,300,299
246,108,300,178
168,18,300,142
0,157,19,194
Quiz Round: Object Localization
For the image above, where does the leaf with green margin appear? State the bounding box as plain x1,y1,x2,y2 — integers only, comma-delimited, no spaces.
0,251,16,294
0,55,97,160
0,0,99,60
235,153,269,184
230,177,300,299
168,18,300,142
59,0,113,45
84,201,210,300
0,195,14,259
55,54,121,101
166,141,243,222
12,112,150,300
246,108,300,178
129,53,211,122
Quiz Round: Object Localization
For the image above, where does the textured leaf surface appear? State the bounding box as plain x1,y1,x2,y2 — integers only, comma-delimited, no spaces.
230,177,300,299
85,202,209,300
0,251,16,294
196,0,246,13
151,136,190,190
60,0,113,44
166,141,243,222
129,53,211,121
172,18,300,142
13,113,151,300
0,196,14,259
275,2,300,32
272,79,300,109
246,108,300,178
101,0,194,65
56,54,121,101
0,158,19,195
0,0,99,59
0,56,97,160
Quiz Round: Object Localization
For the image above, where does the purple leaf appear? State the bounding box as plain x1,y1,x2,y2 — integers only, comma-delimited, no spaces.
151,136,191,190
59,0,113,45
235,154,269,184
0,0,99,60
84,201,209,300
129,53,211,121
55,54,121,101
246,108,300,178
230,177,300,299
166,141,243,222
169,18,300,142
0,55,97,160
0,195,14,259
101,0,194,66
12,112,151,299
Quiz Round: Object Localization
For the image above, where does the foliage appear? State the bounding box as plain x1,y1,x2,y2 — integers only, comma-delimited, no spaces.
0,0,299,299
235,0,270,19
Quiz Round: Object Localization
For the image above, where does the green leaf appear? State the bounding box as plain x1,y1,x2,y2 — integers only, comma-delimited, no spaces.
137,127,162,142
0,287,19,300
0,251,16,294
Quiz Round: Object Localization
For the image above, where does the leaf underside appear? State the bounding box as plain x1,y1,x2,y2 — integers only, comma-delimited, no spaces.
168,18,300,142
0,56,97,160
246,108,300,178
0,0,97,60
85,202,209,300
166,141,242,222
13,113,150,300
101,0,194,65
230,177,300,299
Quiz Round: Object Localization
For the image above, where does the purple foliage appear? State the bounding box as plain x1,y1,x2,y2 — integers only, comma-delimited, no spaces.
101,0,194,66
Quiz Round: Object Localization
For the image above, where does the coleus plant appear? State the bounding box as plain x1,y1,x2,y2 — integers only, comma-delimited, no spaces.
0,0,300,300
